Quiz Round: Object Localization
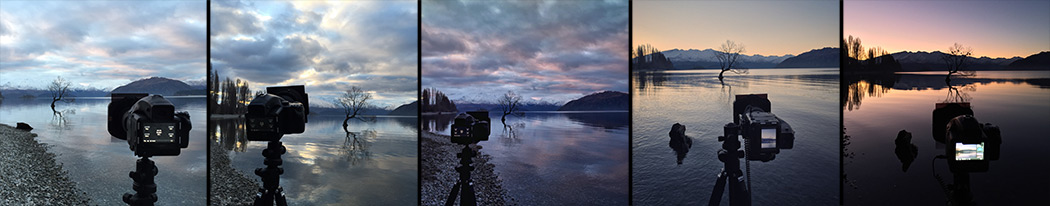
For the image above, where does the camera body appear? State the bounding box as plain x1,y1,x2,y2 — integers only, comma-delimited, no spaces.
246,85,310,141
723,94,795,162
943,114,1001,173
108,93,191,157
451,111,491,145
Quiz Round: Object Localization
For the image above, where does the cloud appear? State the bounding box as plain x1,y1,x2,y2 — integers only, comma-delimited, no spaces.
209,0,418,107
0,1,206,90
422,0,628,103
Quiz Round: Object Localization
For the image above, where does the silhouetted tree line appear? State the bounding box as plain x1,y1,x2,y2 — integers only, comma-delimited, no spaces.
633,44,674,71
421,88,457,113
209,63,255,114
842,35,901,73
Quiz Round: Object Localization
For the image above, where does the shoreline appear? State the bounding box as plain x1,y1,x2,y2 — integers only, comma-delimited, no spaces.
208,139,259,206
421,131,513,205
0,123,91,205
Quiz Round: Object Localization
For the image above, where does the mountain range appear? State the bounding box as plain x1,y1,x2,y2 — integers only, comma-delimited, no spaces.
661,48,795,69
889,51,1024,71
558,91,628,111
0,76,204,99
776,47,839,68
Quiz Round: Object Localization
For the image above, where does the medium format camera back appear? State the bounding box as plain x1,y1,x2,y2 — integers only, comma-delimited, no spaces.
108,94,191,157
451,111,491,145
729,94,795,162
944,114,1001,173
246,85,310,141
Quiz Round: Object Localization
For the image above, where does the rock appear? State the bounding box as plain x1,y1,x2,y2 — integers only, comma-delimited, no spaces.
15,122,33,131
668,123,693,164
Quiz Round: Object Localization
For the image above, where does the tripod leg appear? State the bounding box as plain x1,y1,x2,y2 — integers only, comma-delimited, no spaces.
709,170,728,206
445,182,462,206
461,182,477,206
253,190,273,206
275,187,287,206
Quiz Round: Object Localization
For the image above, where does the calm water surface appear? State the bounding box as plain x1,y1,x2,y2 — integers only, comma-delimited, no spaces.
213,115,417,205
424,111,629,205
0,97,206,205
843,71,1050,205
633,68,840,205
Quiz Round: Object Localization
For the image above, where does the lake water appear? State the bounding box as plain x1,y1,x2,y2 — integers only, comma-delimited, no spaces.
632,68,840,205
0,97,207,205
213,115,418,205
423,111,630,205
843,71,1050,205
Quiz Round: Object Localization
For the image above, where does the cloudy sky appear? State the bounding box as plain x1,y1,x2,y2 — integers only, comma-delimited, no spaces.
422,0,628,104
634,0,839,56
846,0,1049,58
1,1,206,90
210,0,417,108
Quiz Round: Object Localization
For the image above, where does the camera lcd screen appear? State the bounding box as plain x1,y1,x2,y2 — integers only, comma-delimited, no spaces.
955,142,985,161
142,123,177,143
760,128,777,149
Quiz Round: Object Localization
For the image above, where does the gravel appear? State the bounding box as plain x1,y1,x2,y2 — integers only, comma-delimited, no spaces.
208,139,260,206
421,132,513,206
0,124,91,205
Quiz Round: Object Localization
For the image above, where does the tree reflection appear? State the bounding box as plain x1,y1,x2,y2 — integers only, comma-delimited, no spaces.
342,129,375,165
49,108,75,130
500,121,525,146
212,118,249,152
845,80,892,111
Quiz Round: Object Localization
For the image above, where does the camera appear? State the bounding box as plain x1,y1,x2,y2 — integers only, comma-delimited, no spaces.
722,94,794,162
245,85,310,141
108,93,191,157
451,111,491,145
943,114,1001,173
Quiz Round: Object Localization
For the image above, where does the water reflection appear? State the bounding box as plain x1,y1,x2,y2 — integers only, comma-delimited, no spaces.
0,97,207,205
342,129,375,166
844,71,1049,204
633,68,839,206
213,115,417,205
423,112,629,205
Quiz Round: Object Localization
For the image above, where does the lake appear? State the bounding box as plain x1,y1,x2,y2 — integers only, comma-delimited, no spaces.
632,68,840,205
423,111,630,205
0,97,207,205
843,70,1050,205
213,114,418,205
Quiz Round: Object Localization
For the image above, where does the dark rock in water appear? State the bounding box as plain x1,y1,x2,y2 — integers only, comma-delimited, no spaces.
16,122,33,131
668,123,693,165
894,130,918,172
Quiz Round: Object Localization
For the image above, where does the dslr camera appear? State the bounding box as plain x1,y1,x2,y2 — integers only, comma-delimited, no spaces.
935,103,1001,173
246,85,310,141
721,94,795,162
108,94,191,157
451,111,491,145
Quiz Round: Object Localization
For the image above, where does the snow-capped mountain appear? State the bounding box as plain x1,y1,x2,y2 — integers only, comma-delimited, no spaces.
889,51,1022,71
660,48,795,69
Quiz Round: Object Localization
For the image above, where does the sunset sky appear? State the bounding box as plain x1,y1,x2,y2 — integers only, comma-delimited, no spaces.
1,1,205,90
845,0,1050,58
422,0,628,104
633,0,839,56
209,0,417,108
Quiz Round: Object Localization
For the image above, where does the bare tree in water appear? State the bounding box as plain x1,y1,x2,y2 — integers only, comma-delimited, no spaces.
496,91,524,124
942,43,975,83
334,86,375,131
715,40,748,81
48,76,72,110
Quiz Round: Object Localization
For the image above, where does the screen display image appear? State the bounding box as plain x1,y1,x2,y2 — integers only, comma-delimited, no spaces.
761,128,777,149
143,123,177,143
955,142,985,161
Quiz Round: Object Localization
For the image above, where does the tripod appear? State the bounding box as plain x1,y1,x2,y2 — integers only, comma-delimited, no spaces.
123,157,158,206
445,144,478,206
710,127,751,206
253,141,288,206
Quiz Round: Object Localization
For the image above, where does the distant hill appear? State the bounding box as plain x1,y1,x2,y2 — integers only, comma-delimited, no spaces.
456,102,562,112
776,47,839,68
661,48,794,69
1007,51,1050,70
558,91,628,111
389,101,418,116
111,77,202,96
889,51,1021,71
